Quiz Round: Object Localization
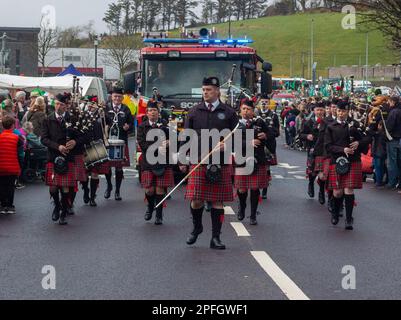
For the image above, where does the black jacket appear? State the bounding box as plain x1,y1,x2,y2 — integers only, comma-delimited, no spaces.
41,112,89,162
299,118,318,151
256,109,280,154
137,119,170,171
184,101,238,165
105,103,134,143
386,104,401,140
324,120,372,164
237,117,270,166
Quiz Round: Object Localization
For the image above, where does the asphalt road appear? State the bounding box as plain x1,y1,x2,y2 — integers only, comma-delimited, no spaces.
1,138,401,300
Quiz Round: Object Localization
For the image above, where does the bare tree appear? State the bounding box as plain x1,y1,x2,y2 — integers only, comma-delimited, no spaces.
81,51,93,68
37,16,59,76
333,0,401,50
100,34,141,79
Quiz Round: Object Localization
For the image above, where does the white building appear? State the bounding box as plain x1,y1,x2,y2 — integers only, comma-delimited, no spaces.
41,48,140,80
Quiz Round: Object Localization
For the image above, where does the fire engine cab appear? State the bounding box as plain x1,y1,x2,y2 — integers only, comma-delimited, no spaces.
127,28,273,178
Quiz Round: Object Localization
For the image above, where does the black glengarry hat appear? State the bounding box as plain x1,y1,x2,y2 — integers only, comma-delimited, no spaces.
202,77,220,87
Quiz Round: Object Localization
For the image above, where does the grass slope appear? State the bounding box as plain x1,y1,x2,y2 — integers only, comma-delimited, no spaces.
196,12,400,78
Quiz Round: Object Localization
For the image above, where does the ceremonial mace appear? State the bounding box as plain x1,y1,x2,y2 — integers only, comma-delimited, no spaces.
154,123,240,209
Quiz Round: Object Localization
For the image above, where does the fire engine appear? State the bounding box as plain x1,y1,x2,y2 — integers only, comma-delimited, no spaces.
125,28,273,178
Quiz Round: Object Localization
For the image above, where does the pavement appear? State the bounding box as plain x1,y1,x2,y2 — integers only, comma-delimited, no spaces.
1,138,401,300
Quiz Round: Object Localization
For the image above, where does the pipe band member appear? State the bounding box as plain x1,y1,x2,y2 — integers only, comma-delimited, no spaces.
235,99,269,226
41,93,88,225
256,94,280,199
104,87,134,201
137,100,174,226
180,77,239,250
81,101,109,207
324,100,372,230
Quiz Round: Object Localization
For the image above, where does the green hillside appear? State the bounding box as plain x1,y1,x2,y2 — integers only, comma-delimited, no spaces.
193,12,400,79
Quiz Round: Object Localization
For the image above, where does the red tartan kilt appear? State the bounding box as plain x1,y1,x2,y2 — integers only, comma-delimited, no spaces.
74,155,88,182
141,167,175,189
45,162,77,187
104,144,130,169
268,154,278,166
234,165,269,189
185,165,234,202
314,156,325,172
88,161,110,175
327,161,363,190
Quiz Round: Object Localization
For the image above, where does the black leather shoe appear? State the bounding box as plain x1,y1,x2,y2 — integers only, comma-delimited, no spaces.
210,237,226,250
155,217,163,225
67,208,75,216
104,187,112,199
83,191,90,205
144,209,153,221
52,207,60,222
59,212,68,225
308,183,315,198
237,208,245,221
115,191,122,201
331,213,339,226
250,218,258,226
89,199,97,207
345,219,354,231
186,227,203,245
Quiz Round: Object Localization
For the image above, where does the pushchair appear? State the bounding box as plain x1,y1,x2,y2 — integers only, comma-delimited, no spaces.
22,135,48,183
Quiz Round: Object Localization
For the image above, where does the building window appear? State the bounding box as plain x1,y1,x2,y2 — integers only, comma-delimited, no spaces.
65,55,81,62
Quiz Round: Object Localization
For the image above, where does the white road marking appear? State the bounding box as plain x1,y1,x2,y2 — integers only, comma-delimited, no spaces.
288,171,305,174
230,222,251,237
294,175,305,180
251,251,310,301
224,206,236,215
274,175,285,179
278,163,300,170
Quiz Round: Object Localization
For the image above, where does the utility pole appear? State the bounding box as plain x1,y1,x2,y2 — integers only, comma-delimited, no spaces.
301,52,305,79
311,19,314,82
94,35,99,77
365,32,369,91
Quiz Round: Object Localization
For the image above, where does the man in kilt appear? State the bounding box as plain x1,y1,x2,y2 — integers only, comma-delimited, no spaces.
180,77,238,250
299,102,322,199
137,101,174,225
325,100,372,230
81,101,109,207
235,99,269,225
104,87,134,201
41,94,89,225
255,95,280,199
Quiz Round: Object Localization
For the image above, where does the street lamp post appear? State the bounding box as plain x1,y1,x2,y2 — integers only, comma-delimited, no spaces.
311,19,314,83
94,36,99,77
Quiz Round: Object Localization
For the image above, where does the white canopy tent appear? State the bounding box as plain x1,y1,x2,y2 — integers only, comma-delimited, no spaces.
0,74,108,103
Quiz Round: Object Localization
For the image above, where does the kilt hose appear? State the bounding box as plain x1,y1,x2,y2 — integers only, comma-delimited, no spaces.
74,155,88,182
185,165,234,202
141,167,175,189
234,165,269,190
105,144,131,169
45,161,77,188
314,156,330,180
327,161,363,190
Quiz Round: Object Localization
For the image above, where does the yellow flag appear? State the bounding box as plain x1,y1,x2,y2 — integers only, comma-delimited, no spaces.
123,94,138,116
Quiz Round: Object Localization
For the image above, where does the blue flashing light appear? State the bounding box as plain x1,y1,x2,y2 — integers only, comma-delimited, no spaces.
143,37,253,45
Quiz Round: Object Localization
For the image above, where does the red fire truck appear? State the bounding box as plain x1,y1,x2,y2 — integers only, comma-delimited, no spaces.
126,28,273,178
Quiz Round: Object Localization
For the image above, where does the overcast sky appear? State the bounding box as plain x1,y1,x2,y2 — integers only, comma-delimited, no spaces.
0,0,112,32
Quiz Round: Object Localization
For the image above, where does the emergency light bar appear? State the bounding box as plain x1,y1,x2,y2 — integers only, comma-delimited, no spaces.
143,38,254,45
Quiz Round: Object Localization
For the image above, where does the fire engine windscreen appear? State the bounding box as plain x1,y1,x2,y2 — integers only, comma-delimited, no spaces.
143,59,245,98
